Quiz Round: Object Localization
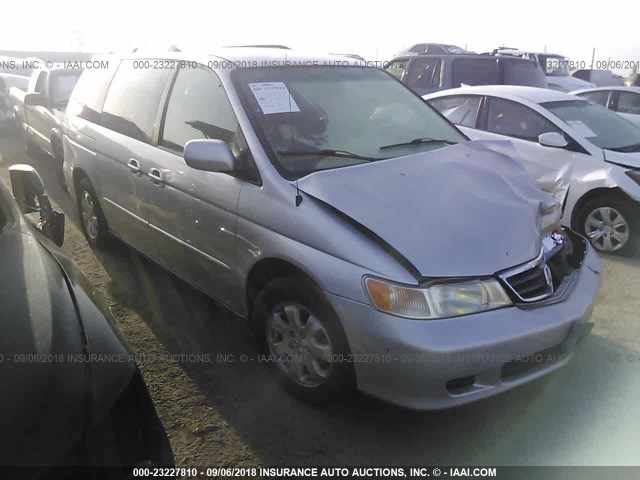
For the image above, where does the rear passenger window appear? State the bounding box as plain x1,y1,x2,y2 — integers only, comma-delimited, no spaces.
429,95,481,128
581,90,610,107
34,73,46,94
102,60,174,142
160,66,238,152
68,60,119,124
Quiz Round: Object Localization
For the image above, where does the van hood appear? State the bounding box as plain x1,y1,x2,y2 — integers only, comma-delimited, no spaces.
604,149,640,169
297,141,559,278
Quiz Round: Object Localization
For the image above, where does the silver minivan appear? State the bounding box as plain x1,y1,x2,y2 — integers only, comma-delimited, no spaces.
63,49,601,410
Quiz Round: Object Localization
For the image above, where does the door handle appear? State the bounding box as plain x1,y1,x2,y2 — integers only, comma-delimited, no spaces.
127,158,141,175
148,167,165,187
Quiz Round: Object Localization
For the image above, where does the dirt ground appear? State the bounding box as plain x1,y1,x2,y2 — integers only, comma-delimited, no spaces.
1,125,639,469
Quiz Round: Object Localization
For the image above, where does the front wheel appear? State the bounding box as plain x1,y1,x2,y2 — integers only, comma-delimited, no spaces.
576,195,638,255
252,276,355,405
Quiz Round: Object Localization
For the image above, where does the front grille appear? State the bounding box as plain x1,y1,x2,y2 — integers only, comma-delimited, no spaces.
499,249,554,302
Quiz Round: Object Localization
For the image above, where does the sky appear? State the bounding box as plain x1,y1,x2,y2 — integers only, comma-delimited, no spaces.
2,0,639,74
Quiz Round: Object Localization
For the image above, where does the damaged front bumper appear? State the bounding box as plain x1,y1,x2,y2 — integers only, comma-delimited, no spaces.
327,230,601,411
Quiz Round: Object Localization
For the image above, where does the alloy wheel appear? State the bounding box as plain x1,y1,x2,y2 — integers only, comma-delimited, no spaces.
584,206,630,252
80,190,99,240
265,302,333,387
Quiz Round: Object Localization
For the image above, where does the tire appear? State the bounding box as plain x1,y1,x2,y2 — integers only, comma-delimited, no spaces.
76,178,112,249
574,194,638,255
51,138,67,190
252,276,355,405
23,129,37,156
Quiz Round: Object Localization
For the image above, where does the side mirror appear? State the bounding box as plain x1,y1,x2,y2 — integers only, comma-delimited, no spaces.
538,132,568,148
9,164,65,246
24,92,45,107
184,139,236,173
9,164,45,214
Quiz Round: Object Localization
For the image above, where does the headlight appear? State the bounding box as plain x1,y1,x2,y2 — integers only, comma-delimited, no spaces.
626,169,640,186
364,277,512,320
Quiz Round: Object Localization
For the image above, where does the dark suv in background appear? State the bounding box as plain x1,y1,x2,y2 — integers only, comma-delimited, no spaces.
384,54,548,95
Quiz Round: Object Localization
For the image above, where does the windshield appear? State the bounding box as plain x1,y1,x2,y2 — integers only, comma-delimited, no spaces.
538,55,570,77
233,66,465,179
543,99,640,150
49,70,82,107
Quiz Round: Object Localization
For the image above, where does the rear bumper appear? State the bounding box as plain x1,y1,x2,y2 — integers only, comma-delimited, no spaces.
328,243,601,410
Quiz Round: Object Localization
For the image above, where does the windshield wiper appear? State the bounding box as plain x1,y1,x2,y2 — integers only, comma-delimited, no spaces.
379,137,458,151
609,143,640,153
277,149,386,161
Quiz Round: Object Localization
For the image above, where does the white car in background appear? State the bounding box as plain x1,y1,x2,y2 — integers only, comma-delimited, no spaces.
572,87,640,128
424,86,640,254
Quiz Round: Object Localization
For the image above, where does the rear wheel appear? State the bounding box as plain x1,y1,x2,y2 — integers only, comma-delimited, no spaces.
252,276,355,405
76,178,112,249
575,195,638,255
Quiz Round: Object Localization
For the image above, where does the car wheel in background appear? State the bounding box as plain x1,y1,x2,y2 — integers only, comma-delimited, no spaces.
51,137,67,190
76,178,112,249
21,126,37,156
576,195,638,255
252,276,355,405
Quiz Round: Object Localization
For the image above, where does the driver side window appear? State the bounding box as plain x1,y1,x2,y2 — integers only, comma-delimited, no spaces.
486,97,560,141
34,73,47,95
161,66,238,152
160,66,259,183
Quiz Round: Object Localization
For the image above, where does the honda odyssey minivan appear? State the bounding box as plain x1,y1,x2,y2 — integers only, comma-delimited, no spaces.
63,48,601,410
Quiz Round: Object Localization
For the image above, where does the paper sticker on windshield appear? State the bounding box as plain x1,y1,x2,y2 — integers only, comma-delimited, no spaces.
567,120,597,138
249,82,300,115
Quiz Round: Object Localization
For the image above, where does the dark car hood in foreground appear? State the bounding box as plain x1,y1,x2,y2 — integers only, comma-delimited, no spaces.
0,224,87,466
0,215,136,467
298,141,558,277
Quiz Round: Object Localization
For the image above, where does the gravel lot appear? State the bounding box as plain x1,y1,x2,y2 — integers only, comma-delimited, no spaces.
1,126,639,468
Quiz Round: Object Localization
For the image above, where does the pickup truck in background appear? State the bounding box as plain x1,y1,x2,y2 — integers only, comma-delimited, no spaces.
9,65,82,186
0,73,29,126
